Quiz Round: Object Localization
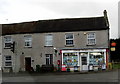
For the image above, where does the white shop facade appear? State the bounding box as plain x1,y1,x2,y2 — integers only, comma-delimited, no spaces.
61,48,108,72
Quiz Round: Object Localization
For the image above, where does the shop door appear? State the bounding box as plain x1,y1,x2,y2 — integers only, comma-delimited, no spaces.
81,57,88,71
25,57,31,71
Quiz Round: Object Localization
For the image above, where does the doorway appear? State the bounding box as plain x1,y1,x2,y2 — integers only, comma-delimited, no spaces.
25,57,31,71
46,54,53,65
80,52,88,71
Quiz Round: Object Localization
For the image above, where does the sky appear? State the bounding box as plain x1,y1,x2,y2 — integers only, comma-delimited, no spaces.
0,0,119,38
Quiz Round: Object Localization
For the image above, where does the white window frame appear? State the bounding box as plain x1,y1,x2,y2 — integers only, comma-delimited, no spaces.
45,34,53,46
65,33,74,46
4,36,12,48
87,33,96,45
46,54,53,65
4,55,12,67
24,35,32,47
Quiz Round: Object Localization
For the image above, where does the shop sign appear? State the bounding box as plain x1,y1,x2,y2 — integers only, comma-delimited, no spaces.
111,42,116,47
110,47,115,51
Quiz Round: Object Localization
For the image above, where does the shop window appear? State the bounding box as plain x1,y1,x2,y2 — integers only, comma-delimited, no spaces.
4,36,12,48
46,54,53,65
45,34,53,46
4,56,12,67
63,53,78,67
65,33,74,46
24,35,32,47
89,52,105,65
87,33,96,45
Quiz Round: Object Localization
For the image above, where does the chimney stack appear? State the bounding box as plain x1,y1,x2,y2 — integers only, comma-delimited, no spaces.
103,10,109,27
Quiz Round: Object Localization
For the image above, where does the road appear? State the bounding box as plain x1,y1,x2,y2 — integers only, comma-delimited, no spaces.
1,69,120,83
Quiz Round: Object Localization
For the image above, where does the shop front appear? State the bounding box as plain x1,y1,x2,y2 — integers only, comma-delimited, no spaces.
61,49,107,72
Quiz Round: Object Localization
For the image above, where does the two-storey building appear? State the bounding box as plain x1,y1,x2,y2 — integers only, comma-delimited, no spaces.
2,10,110,72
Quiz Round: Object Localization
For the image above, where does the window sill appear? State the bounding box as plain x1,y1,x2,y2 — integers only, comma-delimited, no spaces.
86,44,96,46
24,46,32,48
4,66,12,68
4,47,11,49
44,46,53,47
65,45,74,47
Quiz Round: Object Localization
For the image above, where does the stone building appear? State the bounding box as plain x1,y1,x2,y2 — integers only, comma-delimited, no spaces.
1,11,109,72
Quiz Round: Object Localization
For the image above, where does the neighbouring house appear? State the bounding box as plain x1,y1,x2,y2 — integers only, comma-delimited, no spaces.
1,10,110,72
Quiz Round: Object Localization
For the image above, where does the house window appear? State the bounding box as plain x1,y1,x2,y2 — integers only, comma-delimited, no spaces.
45,34,53,46
46,54,53,65
65,33,74,46
87,33,96,45
4,36,12,48
4,56,12,67
24,35,32,47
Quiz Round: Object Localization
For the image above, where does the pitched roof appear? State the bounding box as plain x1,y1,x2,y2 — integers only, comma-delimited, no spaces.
2,16,109,35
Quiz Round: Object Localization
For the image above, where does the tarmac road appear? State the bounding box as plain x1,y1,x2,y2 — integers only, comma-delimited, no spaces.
1,69,120,83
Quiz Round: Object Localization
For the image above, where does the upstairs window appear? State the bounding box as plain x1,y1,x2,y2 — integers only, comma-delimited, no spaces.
65,33,74,46
4,36,12,48
24,35,32,47
45,34,53,46
87,33,96,45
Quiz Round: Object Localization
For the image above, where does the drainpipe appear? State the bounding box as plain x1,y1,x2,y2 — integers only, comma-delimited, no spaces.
103,10,110,63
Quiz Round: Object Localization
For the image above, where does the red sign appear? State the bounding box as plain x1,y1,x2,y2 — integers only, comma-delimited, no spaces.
111,42,116,46
61,64,66,71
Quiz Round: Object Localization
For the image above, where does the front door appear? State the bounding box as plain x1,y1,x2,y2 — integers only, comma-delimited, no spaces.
25,57,31,71
81,57,88,71
80,52,88,71
46,54,53,65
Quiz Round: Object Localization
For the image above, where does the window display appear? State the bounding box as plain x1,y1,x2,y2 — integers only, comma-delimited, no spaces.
63,53,78,67
89,52,105,65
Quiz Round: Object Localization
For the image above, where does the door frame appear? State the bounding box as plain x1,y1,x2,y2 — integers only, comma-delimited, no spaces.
79,52,89,71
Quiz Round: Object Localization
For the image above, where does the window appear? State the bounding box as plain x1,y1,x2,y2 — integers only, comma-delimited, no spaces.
87,33,96,45
45,34,53,46
4,56,12,67
46,54,53,65
89,52,105,65
63,53,78,67
65,33,74,46
24,35,32,47
4,36,12,48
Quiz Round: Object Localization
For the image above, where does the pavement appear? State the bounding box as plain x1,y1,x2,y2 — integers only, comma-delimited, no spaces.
1,69,119,83
2,69,118,77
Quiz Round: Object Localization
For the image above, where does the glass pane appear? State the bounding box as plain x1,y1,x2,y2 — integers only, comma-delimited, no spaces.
25,42,31,47
50,55,53,64
45,35,53,46
4,36,12,42
5,62,12,66
66,34,73,39
88,39,95,45
6,56,11,60
82,57,87,65
66,40,73,45
5,43,11,47
88,33,95,39
46,58,49,65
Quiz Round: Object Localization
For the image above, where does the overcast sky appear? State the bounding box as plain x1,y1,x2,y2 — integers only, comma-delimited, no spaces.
0,0,119,38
